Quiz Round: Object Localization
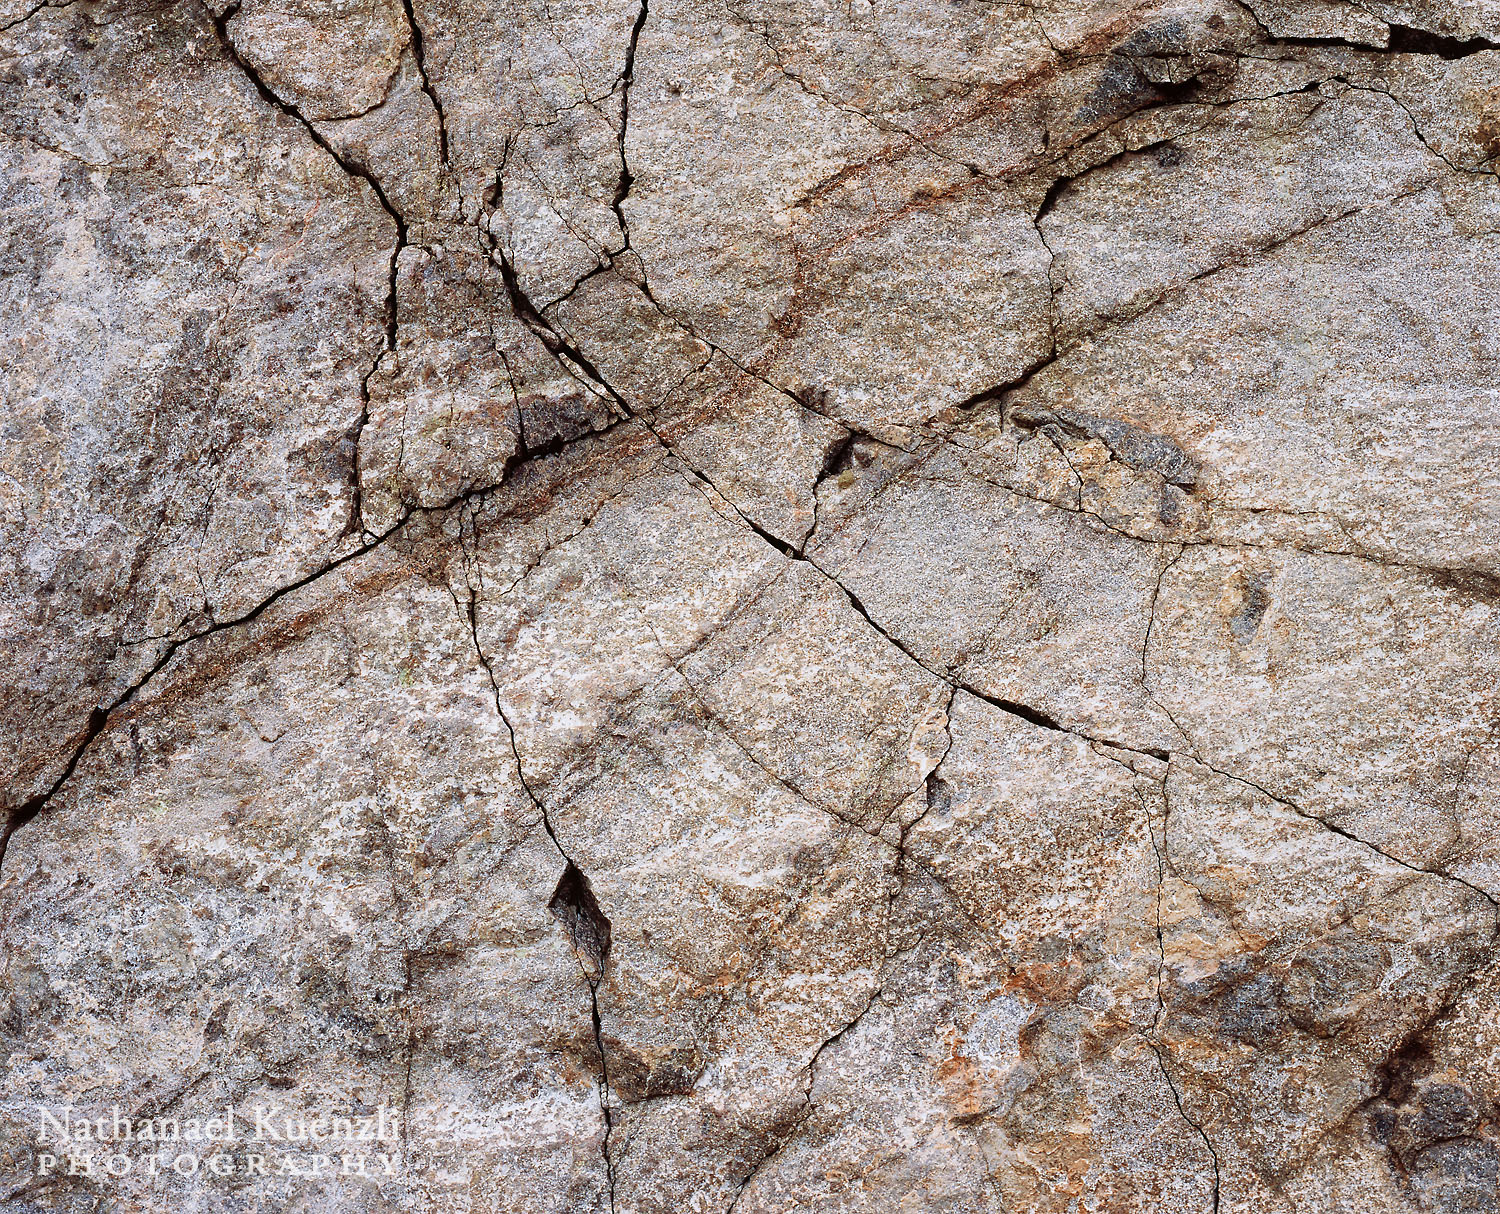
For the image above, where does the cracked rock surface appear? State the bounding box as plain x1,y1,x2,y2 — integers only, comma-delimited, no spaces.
2,0,1499,1209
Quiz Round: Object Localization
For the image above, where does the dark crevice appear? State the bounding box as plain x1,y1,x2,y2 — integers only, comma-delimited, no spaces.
549,861,613,980
479,171,631,414
0,0,65,33
955,682,1172,761
1386,24,1500,59
399,0,449,166
730,500,798,557
1021,73,1341,273
547,860,618,1212
955,344,1060,412
458,583,617,1212
816,429,859,484
204,3,410,540
1259,24,1500,59
887,687,957,921
610,0,650,251
591,979,618,1214
959,692,1065,733
799,427,859,550
1142,781,1171,1035
494,411,637,498
0,705,107,874
1255,30,1395,52
729,987,884,1209
1036,137,1173,223
541,260,613,314
1238,0,1500,60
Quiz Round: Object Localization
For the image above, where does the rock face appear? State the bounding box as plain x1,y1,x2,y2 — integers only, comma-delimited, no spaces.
2,0,1499,1209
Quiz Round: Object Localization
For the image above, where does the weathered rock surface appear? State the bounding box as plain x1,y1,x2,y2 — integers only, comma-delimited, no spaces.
1,0,1498,1209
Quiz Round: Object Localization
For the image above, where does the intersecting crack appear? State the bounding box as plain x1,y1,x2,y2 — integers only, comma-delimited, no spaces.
202,1,415,540
0,410,655,878
9,8,1500,1210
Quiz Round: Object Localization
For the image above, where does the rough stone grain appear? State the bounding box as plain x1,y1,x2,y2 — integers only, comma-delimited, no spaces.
2,0,1498,1210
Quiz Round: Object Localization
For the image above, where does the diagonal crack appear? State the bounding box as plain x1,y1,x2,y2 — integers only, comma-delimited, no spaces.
0,514,408,875
0,409,654,881
1192,757,1500,920
0,0,73,32
1147,1032,1224,1213
672,437,1500,926
725,985,886,1212
479,164,631,415
959,177,1434,415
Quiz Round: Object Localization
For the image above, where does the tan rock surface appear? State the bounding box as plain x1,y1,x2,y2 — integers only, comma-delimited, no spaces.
1,0,1498,1209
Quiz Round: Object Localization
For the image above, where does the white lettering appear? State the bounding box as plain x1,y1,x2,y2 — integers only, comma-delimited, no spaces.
36,1110,71,1145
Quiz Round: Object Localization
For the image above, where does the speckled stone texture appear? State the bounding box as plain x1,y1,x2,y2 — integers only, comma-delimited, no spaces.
2,0,1499,1210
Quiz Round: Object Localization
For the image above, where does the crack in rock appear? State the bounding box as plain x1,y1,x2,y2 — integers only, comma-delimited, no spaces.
6,4,1500,1210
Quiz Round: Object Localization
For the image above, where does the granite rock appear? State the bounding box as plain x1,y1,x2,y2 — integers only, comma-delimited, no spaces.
2,0,1498,1210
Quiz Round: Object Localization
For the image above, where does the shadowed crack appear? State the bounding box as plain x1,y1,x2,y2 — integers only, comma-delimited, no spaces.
1237,1,1500,59
400,0,449,167
887,685,958,920
202,1,413,539
0,0,73,32
610,0,649,253
457,581,619,1213
549,861,613,980
1386,24,1500,59
548,860,620,1212
479,165,631,415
